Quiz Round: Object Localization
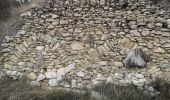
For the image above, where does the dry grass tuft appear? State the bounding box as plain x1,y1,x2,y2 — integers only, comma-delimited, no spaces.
0,76,95,100
93,80,170,100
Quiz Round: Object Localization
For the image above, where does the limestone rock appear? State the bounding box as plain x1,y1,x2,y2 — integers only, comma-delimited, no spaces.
45,71,58,79
114,62,124,67
129,30,141,37
57,68,65,76
100,61,108,66
35,46,44,51
71,80,77,88
64,63,76,74
77,71,85,77
26,73,37,80
135,74,144,79
70,42,84,50
153,47,165,53
37,74,45,81
48,79,59,86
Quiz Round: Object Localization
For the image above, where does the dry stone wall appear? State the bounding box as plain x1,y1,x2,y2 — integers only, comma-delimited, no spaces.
0,0,170,93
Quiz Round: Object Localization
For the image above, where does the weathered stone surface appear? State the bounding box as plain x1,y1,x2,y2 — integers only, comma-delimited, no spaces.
123,48,146,68
77,71,85,77
64,63,76,74
135,74,144,79
57,68,65,76
129,30,141,37
37,74,45,81
153,47,165,53
26,73,37,80
35,46,44,51
114,62,124,67
70,42,84,50
45,71,58,79
48,79,59,86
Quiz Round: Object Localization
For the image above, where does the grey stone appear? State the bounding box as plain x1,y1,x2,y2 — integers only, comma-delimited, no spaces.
135,74,144,79
64,63,76,74
71,80,77,88
37,74,45,81
45,71,58,79
129,30,141,37
123,48,146,68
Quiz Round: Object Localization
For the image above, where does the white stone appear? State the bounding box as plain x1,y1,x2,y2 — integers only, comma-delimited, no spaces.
18,30,26,35
45,71,58,79
60,20,68,25
100,61,108,66
37,74,45,81
51,14,58,19
135,74,144,79
162,44,170,48
6,71,19,76
106,77,114,83
64,63,76,74
100,0,105,5
71,80,77,88
92,79,100,85
132,80,139,85
70,42,84,50
48,25,54,29
114,73,123,79
167,19,170,25
23,41,29,47
77,71,85,77
35,46,44,51
21,11,31,17
155,23,162,27
49,79,59,86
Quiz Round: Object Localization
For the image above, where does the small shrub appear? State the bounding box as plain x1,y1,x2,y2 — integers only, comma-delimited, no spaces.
152,79,170,100
0,76,95,100
93,82,151,100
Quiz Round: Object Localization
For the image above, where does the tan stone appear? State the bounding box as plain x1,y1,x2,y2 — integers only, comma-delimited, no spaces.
70,42,84,50
4,63,13,70
119,37,136,49
57,68,65,76
51,43,60,51
26,73,37,80
114,62,124,67
153,47,165,53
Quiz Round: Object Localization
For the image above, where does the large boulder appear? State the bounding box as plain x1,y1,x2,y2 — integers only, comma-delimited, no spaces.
122,48,146,68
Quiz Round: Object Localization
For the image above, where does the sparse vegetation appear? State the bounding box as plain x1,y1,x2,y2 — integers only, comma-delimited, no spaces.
93,80,170,100
93,82,152,100
0,76,170,100
0,76,95,100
